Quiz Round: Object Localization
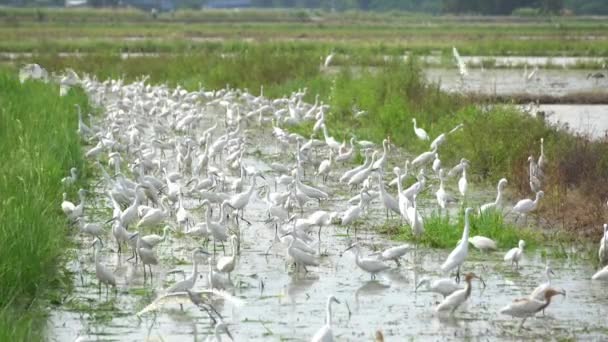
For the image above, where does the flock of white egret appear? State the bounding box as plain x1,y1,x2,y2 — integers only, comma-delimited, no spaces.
24,63,603,340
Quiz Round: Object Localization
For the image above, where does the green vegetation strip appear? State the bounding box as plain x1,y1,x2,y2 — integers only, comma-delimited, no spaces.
382,211,541,250
0,69,89,340
1,9,608,58
27,50,608,233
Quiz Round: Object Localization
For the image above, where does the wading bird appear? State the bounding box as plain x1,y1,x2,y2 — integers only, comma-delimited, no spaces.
92,238,116,294
436,272,484,314
512,191,543,224
500,288,566,331
479,178,507,214
345,242,390,280
311,295,341,342
441,208,473,282
504,240,526,270
416,277,462,298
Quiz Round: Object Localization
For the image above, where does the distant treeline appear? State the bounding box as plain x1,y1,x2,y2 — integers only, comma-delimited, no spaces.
2,0,607,15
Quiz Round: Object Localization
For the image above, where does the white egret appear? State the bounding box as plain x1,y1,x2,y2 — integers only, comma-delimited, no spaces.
402,171,425,201
339,191,367,231
411,150,436,168
468,236,497,252
504,240,526,270
316,150,333,183
436,169,457,212
76,218,104,242
167,249,209,295
62,189,86,222
223,172,264,222
416,277,462,298
447,158,469,178
372,138,390,171
62,167,78,186
321,124,341,150
432,156,441,174
92,238,116,294
345,242,390,280
528,156,542,192
136,196,170,229
141,225,172,248
436,272,484,314
323,52,335,68
295,173,329,204
139,246,159,283
379,244,411,266
395,167,411,222
458,164,468,198
412,118,429,140
376,173,400,220
452,46,467,78
407,195,424,242
441,208,473,282
500,288,566,331
430,123,463,151
389,160,409,188
61,192,76,217
530,263,555,302
348,151,378,189
340,149,372,183
538,138,547,170
311,295,340,342
335,137,356,163
592,265,608,280
479,178,508,214
512,191,543,224
599,224,607,265
283,231,319,273
136,288,244,317
217,235,238,281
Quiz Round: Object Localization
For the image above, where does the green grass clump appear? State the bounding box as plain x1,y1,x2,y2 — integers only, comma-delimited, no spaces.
0,69,89,340
389,210,542,250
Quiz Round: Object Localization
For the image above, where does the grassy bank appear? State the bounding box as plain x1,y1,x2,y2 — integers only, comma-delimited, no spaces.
0,69,89,340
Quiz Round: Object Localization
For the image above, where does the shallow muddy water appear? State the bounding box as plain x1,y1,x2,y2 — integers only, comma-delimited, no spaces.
535,104,608,140
425,67,608,97
46,79,608,342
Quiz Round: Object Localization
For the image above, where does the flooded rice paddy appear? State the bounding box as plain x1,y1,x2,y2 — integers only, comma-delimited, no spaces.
46,76,608,341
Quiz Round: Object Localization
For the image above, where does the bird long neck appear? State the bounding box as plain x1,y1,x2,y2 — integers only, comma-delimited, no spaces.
397,170,403,195
465,279,473,299
541,140,544,155
205,205,212,222
495,184,503,204
326,298,334,326
367,155,376,170
192,252,198,279
413,119,417,129
462,211,471,242
540,295,555,311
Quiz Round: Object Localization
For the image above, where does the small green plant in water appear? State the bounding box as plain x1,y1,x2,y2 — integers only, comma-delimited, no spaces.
390,209,542,250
